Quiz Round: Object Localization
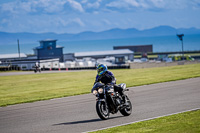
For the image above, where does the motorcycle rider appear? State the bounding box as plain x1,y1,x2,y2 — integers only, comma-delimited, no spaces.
35,62,40,72
35,62,40,68
93,64,125,101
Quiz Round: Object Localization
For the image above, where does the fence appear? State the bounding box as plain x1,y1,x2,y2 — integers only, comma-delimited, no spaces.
129,60,200,69
0,65,20,71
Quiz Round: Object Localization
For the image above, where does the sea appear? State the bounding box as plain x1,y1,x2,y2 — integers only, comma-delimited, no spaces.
0,34,200,55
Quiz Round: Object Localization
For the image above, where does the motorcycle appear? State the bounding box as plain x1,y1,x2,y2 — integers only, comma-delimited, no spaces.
34,67,41,73
92,82,132,120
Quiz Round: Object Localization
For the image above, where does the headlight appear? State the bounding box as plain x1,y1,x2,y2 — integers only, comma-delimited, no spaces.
98,88,103,94
93,90,98,95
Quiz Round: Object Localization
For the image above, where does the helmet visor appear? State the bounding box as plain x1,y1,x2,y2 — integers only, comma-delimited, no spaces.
97,67,104,74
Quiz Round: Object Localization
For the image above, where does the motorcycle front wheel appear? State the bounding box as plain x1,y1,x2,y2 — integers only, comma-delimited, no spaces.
96,101,109,120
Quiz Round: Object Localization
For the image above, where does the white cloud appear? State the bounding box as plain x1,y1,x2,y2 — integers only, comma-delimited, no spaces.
102,19,111,25
0,2,17,14
106,1,127,9
71,18,85,27
106,0,144,9
42,1,67,13
67,0,84,12
44,16,85,28
81,0,88,4
0,0,200,33
1,0,200,15
0,0,84,14
125,0,140,7
149,0,164,8
87,0,102,9
106,0,200,11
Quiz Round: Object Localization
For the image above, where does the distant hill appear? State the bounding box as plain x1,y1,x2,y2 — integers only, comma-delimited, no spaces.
0,25,200,45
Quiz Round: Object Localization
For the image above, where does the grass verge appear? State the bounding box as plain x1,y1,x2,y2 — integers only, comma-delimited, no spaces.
91,109,200,133
0,64,200,107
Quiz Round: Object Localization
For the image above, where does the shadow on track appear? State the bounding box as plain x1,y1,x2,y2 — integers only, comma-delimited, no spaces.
52,118,101,126
53,116,123,126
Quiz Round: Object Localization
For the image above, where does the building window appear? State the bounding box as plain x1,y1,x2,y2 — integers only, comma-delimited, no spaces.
48,46,52,50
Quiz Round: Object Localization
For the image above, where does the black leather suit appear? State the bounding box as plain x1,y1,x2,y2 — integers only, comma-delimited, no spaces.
94,71,123,95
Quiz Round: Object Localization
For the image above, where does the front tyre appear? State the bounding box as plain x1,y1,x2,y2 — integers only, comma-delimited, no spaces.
96,101,109,120
120,96,132,116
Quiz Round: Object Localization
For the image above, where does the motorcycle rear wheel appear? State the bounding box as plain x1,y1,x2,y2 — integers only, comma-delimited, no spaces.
120,96,132,116
96,101,109,120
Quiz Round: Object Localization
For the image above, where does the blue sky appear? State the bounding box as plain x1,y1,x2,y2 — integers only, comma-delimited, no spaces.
0,0,200,33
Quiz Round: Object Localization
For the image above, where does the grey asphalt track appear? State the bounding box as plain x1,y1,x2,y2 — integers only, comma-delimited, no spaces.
0,78,200,133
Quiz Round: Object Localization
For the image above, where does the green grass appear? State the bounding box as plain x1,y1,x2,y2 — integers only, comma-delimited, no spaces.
0,64,200,107
92,109,200,133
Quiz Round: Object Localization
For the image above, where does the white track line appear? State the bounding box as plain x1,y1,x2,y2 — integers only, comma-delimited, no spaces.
83,108,200,133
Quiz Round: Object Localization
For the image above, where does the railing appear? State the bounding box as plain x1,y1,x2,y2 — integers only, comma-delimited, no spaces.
0,65,21,71
41,64,130,71
0,64,130,71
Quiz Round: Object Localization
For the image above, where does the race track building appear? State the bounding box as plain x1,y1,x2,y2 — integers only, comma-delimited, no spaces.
64,49,134,64
33,39,64,62
113,45,153,53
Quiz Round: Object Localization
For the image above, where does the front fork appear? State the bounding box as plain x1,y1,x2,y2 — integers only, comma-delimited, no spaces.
96,94,109,111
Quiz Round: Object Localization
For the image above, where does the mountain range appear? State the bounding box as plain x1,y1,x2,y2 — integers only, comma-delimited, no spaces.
0,25,200,45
